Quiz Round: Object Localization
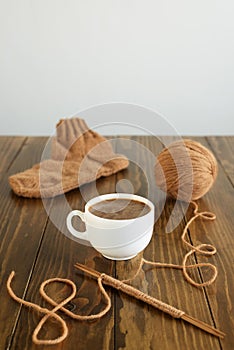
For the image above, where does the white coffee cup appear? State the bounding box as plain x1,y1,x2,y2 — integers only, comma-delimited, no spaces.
66,193,155,260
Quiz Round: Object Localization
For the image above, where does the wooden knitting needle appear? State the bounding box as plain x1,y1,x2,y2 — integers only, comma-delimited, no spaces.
74,263,225,339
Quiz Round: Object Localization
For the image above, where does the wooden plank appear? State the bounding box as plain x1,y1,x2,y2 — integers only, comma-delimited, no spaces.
2,135,233,349
206,136,234,186
0,137,52,350
0,136,26,175
114,136,221,350
11,138,117,349
188,136,234,349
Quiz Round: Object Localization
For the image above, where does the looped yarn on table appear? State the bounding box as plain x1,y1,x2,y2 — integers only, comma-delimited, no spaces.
151,140,219,286
7,200,218,345
7,139,219,345
123,202,218,288
7,273,111,345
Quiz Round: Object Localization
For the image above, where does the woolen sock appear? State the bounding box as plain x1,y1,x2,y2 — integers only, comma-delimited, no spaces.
9,118,129,198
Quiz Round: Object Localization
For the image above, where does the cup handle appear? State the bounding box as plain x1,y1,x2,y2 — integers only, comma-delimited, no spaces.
66,210,88,241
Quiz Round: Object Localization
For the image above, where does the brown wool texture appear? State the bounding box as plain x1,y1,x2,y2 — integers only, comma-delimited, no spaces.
155,139,218,202
8,118,129,198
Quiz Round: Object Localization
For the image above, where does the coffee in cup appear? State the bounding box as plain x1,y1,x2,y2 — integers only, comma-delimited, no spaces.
66,193,155,260
89,198,151,220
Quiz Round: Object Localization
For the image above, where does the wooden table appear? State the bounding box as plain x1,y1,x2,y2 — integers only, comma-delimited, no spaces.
0,136,233,350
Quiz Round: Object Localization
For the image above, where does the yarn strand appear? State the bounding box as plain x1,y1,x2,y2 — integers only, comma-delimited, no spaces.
123,201,218,288
7,201,218,345
7,272,69,345
7,271,111,345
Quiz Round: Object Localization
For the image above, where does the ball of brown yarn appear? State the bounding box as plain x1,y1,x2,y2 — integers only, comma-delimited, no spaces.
155,139,218,202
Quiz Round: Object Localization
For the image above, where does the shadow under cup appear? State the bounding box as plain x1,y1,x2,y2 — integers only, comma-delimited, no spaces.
83,193,155,260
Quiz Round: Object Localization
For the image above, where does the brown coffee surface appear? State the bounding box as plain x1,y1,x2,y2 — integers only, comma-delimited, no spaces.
89,198,151,220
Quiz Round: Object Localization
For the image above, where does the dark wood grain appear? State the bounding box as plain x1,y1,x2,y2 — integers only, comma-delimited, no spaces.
0,137,26,176
0,136,233,350
10,138,117,350
0,137,52,350
207,136,234,186
189,136,234,349
114,136,221,350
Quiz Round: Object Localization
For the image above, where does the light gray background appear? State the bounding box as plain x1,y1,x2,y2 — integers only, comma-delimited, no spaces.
1,0,234,136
